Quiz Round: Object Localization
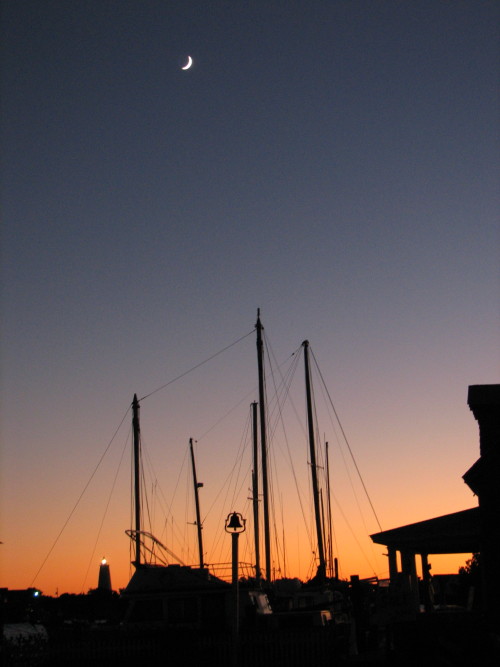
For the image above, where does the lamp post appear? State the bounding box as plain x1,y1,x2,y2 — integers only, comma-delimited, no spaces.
225,511,246,647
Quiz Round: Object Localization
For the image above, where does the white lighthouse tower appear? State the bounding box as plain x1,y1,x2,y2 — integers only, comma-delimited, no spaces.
97,557,112,591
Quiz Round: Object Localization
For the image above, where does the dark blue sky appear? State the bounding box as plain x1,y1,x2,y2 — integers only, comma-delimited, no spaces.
1,1,499,591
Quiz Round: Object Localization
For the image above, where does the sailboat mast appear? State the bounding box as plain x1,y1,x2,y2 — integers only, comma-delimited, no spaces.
189,438,204,569
302,341,326,579
251,401,261,583
325,441,335,578
256,310,271,582
132,394,141,566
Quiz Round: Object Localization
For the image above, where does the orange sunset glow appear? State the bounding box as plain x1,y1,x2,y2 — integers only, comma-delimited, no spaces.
1,330,484,595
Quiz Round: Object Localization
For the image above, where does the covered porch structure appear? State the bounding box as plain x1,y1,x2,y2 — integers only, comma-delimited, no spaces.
370,507,480,612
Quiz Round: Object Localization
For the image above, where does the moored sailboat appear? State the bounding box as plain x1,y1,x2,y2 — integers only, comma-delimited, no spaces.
120,393,271,631
119,310,382,658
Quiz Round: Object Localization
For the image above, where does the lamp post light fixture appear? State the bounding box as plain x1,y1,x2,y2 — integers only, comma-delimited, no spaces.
225,511,246,534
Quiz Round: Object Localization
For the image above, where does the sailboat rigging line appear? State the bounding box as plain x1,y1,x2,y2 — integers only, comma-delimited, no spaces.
262,341,314,553
30,405,131,587
139,435,175,543
310,347,383,533
271,492,286,580
125,530,186,567
313,378,369,548
140,448,154,551
311,378,383,577
264,341,303,441
265,343,307,444
131,424,164,558
81,430,130,592
160,445,190,546
203,440,249,552
205,416,253,563
195,383,256,442
262,335,288,571
220,463,254,566
139,329,255,402
329,429,376,561
200,409,252,526
331,492,379,578
263,338,317,576
130,422,190,561
325,441,336,579
281,497,287,578
229,413,253,512
129,433,134,570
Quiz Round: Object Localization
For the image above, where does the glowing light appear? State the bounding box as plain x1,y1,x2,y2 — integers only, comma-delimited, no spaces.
101,557,107,565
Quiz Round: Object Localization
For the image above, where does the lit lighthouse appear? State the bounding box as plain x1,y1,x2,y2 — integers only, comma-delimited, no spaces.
97,557,112,591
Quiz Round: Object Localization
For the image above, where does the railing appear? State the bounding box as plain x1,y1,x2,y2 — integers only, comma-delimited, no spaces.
45,625,348,666
204,561,257,582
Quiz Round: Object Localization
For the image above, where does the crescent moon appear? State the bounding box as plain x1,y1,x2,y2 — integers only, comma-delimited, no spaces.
181,56,193,70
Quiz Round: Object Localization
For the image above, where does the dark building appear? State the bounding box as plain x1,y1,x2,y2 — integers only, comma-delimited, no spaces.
464,384,500,630
370,384,499,622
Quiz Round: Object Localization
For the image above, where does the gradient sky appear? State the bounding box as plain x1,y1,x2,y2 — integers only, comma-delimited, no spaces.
1,1,498,595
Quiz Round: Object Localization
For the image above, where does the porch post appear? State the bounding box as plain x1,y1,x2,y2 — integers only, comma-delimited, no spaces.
388,547,398,582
